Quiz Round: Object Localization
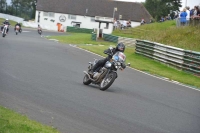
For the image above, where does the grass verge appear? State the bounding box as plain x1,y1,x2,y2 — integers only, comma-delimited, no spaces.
0,106,60,133
113,20,200,52
47,33,200,89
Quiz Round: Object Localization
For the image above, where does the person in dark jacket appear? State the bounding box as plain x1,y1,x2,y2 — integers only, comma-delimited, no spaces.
1,19,10,33
89,42,126,75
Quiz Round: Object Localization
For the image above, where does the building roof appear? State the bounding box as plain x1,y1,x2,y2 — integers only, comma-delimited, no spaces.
36,0,152,22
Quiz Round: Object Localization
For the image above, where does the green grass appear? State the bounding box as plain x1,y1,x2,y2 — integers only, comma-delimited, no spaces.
48,33,116,46
113,20,200,52
47,32,200,89
0,106,60,133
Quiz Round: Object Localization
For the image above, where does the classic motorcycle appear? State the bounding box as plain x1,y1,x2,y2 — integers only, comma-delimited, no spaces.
2,24,8,37
38,27,42,35
15,25,21,35
83,49,130,91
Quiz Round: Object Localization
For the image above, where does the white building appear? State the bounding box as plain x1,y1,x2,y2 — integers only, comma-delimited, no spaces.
35,0,151,34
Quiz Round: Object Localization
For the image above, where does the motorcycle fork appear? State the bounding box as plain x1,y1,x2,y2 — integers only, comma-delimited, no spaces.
104,69,111,79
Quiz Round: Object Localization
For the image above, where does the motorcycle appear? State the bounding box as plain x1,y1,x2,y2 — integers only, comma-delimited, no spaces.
38,28,42,35
15,25,20,35
2,24,8,37
83,48,130,91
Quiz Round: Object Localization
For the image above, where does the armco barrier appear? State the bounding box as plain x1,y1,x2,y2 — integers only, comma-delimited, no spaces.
136,40,200,76
118,37,136,47
101,34,136,46
67,26,93,34
102,34,118,43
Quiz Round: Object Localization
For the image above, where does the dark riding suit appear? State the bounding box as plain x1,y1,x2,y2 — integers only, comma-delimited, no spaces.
91,48,126,73
15,23,22,32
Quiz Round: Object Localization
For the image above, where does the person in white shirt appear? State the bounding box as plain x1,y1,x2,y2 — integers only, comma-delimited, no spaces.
186,6,190,25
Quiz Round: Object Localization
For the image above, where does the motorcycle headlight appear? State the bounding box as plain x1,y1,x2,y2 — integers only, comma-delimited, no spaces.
115,65,118,69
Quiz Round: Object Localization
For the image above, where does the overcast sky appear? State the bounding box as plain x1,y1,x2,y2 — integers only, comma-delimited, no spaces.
6,0,200,9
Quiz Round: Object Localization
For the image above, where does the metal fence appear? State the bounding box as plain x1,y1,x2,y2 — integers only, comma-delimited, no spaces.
136,40,200,76
176,17,200,27
66,26,93,34
102,34,118,43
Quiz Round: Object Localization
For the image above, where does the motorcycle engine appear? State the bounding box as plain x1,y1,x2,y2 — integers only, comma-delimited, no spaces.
93,72,101,79
93,67,106,79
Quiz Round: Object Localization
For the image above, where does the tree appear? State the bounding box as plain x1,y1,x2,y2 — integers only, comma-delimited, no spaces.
144,0,182,21
0,0,7,13
10,0,37,20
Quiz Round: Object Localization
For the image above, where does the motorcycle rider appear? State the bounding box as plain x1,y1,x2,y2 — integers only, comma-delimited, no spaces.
38,24,42,31
89,42,126,76
1,19,10,33
14,22,22,33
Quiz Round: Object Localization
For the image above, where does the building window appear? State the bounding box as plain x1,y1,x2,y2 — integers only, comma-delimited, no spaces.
43,12,48,17
91,17,95,22
68,15,76,20
49,12,55,17
43,12,54,17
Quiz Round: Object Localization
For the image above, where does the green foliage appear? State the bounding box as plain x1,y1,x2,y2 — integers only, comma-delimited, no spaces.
144,0,182,21
0,0,7,13
1,0,36,20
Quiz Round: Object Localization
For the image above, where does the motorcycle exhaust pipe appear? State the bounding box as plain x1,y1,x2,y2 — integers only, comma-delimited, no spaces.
83,71,96,81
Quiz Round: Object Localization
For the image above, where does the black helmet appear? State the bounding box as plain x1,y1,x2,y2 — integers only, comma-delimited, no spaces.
116,42,125,52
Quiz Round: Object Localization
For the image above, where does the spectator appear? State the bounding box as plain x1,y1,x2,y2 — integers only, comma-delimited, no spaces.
180,8,187,26
113,18,118,30
193,6,198,17
140,19,145,25
121,20,127,29
186,6,190,25
127,19,131,28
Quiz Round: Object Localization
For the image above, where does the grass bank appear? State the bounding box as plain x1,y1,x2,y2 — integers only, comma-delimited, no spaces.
0,106,60,133
47,33,200,89
113,20,200,52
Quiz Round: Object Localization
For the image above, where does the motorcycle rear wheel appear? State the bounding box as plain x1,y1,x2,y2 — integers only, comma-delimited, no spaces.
100,72,117,91
83,74,92,85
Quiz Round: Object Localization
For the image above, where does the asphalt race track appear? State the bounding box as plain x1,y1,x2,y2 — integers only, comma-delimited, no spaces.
0,28,200,133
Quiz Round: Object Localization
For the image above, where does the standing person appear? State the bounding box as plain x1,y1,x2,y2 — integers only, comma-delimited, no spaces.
140,19,145,25
180,8,187,26
192,6,199,18
113,19,118,30
186,6,190,25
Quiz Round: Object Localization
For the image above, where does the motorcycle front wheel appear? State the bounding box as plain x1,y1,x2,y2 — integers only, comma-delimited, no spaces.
83,74,92,85
2,29,6,37
100,72,117,91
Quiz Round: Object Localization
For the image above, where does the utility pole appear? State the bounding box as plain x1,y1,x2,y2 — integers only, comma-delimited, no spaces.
185,0,187,7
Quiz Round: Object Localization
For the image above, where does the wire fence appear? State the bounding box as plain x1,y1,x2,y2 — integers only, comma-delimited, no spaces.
176,17,200,27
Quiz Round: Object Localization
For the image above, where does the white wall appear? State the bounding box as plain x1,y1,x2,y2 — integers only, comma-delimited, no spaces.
35,10,139,34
